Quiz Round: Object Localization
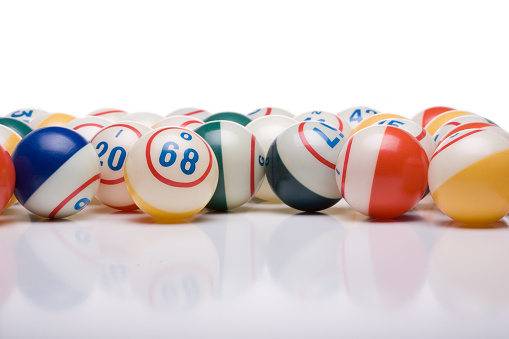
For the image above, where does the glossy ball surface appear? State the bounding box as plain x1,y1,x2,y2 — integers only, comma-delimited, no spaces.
0,117,33,138
195,121,265,210
12,127,101,218
91,122,152,210
153,116,204,130
166,107,211,121
429,129,509,224
266,121,347,212
64,116,111,142
294,111,352,137
0,145,15,212
124,127,219,220
336,125,429,219
376,118,434,159
30,113,76,129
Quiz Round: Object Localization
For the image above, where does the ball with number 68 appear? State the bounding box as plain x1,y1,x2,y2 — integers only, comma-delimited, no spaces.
266,121,347,212
91,122,152,210
124,127,219,220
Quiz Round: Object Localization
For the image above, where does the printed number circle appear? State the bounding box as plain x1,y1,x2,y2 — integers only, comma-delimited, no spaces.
91,123,147,183
146,128,214,187
297,121,346,169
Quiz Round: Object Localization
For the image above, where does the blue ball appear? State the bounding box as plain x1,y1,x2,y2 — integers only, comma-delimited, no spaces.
12,126,101,218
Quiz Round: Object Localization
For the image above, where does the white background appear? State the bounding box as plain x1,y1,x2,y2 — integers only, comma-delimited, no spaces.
1,0,508,129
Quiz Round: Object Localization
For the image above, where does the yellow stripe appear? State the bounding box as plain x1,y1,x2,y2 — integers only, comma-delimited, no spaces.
350,113,406,135
425,111,474,136
125,173,204,221
432,150,509,224
3,132,21,154
37,113,76,128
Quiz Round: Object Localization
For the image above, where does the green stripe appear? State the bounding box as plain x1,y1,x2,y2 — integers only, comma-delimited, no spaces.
195,122,228,211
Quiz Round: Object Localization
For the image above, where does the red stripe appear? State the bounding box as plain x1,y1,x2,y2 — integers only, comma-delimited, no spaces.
100,177,125,185
298,122,335,169
265,108,272,116
49,174,101,218
415,128,427,141
431,129,482,162
102,201,138,211
341,137,354,197
250,134,256,197
422,106,454,127
92,110,125,116
146,127,214,188
437,122,493,147
336,115,344,132
184,110,205,116
73,123,105,130
368,128,428,218
90,123,143,143
181,120,203,128
444,121,461,127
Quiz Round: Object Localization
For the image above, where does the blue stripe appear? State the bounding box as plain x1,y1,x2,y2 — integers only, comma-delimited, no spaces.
12,127,89,204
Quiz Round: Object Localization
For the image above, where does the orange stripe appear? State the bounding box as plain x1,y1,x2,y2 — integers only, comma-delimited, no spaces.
368,128,428,218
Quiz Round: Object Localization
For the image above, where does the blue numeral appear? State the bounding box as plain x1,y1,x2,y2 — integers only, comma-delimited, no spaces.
313,127,342,148
74,198,90,211
11,110,33,118
159,142,179,167
180,148,199,175
108,147,127,171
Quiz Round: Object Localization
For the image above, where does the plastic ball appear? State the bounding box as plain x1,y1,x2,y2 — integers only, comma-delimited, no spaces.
119,112,164,127
6,108,48,124
336,125,429,219
376,118,434,159
0,125,22,208
12,127,101,218
412,106,455,127
88,108,128,121
424,110,475,136
0,117,33,138
203,112,252,126
432,115,495,146
247,107,294,120
166,107,211,121
266,121,347,212
245,115,297,201
350,113,407,136
124,127,219,221
194,121,265,210
64,116,111,142
0,145,15,212
429,128,509,224
153,116,204,130
337,106,379,129
294,111,352,137
30,113,76,129
91,122,152,210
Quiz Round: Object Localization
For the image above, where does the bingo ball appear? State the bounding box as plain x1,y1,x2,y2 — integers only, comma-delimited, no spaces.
64,116,111,142
6,108,48,124
124,127,219,220
294,111,352,137
119,112,164,127
195,121,265,210
0,117,33,138
246,115,297,201
12,127,101,218
30,113,76,129
432,115,496,146
429,129,509,224
247,107,294,120
337,106,379,129
91,122,152,210
266,121,347,212
412,106,455,127
166,107,211,121
336,125,429,219
203,112,252,126
88,108,128,121
153,116,204,130
0,145,15,212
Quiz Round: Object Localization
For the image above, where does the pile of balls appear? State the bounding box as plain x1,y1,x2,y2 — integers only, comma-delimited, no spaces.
1,106,508,224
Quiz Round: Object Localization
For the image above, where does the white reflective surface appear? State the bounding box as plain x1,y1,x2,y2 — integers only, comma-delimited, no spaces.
1,197,509,338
